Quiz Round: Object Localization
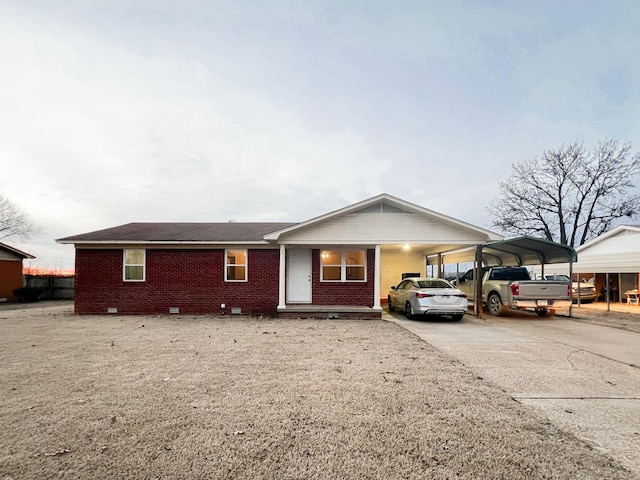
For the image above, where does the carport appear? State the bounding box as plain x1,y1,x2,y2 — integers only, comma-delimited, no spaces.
430,236,577,318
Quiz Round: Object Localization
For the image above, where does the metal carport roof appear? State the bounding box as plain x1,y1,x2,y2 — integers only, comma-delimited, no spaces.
435,235,577,267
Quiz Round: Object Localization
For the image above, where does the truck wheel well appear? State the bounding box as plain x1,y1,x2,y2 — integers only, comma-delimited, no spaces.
482,291,501,306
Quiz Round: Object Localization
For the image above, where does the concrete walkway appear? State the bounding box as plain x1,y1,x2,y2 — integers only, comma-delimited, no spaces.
386,310,640,475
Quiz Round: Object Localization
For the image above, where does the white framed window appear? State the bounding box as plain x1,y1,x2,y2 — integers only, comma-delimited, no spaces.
225,249,247,282
320,250,366,282
123,249,145,282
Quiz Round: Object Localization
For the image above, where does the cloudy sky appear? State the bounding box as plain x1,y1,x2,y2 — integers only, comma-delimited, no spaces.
2,1,639,271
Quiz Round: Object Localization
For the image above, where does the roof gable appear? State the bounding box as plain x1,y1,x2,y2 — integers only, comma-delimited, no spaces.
576,225,640,255
265,193,502,245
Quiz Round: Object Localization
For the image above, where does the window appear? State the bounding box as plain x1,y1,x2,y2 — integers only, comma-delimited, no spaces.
123,249,145,281
321,250,366,282
226,249,247,281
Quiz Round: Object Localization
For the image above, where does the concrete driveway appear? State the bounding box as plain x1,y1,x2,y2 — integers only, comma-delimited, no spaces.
387,309,640,475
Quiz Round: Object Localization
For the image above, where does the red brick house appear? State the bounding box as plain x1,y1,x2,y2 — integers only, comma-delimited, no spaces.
0,243,35,302
57,194,502,317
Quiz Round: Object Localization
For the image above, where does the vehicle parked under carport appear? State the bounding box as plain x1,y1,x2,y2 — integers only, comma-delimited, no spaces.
388,277,468,320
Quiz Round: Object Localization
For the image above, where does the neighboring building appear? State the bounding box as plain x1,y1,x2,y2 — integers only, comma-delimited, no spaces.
56,193,503,317
574,225,640,302
0,243,35,302
535,225,640,303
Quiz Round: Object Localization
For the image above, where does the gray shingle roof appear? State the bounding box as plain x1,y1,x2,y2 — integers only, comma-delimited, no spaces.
57,222,298,243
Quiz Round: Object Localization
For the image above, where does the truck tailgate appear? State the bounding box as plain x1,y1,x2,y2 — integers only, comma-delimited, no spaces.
516,281,570,299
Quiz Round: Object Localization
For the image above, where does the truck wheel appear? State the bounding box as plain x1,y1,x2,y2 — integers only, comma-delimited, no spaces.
487,293,505,316
405,301,415,320
387,296,394,312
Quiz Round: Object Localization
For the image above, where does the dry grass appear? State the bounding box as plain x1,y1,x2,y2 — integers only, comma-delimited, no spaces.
0,307,634,479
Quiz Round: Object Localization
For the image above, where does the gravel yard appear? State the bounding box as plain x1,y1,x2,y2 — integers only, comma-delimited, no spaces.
0,303,634,479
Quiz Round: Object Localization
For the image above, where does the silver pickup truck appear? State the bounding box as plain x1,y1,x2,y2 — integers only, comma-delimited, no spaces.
456,267,572,317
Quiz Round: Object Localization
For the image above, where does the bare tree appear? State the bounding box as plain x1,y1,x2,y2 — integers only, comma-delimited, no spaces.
0,193,38,241
487,139,640,247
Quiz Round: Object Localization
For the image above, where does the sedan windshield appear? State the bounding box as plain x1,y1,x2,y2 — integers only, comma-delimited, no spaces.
416,280,452,289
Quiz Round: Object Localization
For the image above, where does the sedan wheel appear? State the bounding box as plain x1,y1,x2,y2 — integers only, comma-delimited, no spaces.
405,301,414,320
387,296,394,312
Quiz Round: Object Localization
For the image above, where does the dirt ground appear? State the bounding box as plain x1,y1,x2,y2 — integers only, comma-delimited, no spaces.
0,303,635,479
566,304,640,334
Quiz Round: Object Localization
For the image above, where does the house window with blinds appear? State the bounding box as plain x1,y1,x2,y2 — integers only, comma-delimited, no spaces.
225,249,247,281
123,249,145,282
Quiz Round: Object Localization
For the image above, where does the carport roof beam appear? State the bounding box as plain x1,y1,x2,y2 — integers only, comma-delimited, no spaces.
435,236,577,267
482,236,577,266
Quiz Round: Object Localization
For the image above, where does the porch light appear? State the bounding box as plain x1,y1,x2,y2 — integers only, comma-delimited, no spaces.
403,244,411,251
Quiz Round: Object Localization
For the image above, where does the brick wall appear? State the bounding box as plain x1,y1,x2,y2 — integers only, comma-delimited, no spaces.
74,248,280,315
310,248,375,306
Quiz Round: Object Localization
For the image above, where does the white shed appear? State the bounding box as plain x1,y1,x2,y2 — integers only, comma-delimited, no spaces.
540,225,640,302
574,225,640,274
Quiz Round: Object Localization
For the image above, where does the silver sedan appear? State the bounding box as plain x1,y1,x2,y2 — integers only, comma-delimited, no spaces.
388,277,468,320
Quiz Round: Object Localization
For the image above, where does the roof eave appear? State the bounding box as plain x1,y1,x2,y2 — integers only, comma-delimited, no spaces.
0,243,36,259
56,240,272,246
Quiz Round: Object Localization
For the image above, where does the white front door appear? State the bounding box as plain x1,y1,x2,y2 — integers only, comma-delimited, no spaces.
287,249,312,303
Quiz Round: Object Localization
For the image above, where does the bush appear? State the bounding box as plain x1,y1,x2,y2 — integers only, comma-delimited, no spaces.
13,287,44,302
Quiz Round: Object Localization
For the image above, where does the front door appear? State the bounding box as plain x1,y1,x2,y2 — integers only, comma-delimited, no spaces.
287,249,312,303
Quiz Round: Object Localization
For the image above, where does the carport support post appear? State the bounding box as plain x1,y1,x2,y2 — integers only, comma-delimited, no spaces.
606,272,611,312
475,244,483,319
568,261,574,317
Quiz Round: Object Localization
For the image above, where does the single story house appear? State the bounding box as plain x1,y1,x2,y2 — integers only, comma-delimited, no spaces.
0,242,35,302
57,193,503,317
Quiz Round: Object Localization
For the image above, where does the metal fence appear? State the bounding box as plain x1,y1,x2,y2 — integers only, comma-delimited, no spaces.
24,275,74,300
